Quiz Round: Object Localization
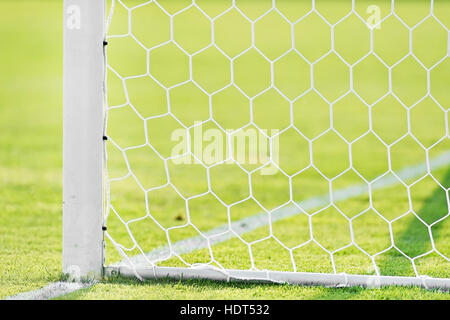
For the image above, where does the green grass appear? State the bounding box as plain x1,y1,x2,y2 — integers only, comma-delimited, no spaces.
1,0,449,300
0,0,63,298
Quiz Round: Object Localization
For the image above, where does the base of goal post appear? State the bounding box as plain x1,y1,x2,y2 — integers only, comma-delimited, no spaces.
104,266,450,291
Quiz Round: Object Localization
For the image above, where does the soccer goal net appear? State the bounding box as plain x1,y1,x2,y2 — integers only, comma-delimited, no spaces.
63,0,450,289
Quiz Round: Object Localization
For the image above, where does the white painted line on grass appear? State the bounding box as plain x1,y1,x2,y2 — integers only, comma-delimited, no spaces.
5,282,94,300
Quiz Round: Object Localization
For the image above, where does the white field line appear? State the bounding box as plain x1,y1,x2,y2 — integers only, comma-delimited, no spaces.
6,151,450,300
121,151,450,267
5,282,94,300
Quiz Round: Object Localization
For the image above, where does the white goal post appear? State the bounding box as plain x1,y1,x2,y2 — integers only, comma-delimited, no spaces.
63,0,104,279
63,0,450,290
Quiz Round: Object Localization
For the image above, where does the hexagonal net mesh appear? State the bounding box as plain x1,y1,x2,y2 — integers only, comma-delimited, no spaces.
103,0,450,287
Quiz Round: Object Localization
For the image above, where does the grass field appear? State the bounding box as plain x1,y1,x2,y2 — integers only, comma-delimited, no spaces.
1,0,449,300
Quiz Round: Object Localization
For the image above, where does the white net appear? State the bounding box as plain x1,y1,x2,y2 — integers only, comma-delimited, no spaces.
104,0,450,284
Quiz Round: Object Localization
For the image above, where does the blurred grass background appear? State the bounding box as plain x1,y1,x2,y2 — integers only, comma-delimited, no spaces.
0,0,63,298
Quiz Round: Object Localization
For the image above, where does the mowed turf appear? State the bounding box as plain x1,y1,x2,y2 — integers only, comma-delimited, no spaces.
1,0,449,300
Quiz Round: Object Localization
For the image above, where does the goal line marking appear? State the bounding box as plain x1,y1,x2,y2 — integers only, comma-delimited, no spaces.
5,282,94,301
119,151,450,267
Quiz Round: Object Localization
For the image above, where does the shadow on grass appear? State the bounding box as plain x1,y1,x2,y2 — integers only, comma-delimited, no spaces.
55,275,377,300
375,169,450,277
56,274,449,300
311,168,450,300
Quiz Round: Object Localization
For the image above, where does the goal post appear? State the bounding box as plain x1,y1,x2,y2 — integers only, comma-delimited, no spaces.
63,0,105,279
